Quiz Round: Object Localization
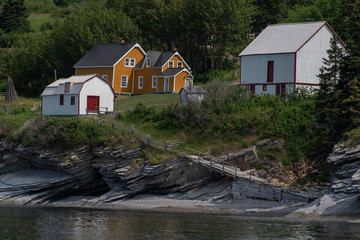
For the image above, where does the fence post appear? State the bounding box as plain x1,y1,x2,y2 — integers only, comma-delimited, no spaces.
131,125,134,135
112,122,114,129
147,134,150,146
185,147,188,158
198,151,200,164
210,158,212,172
249,168,252,181
165,141,168,151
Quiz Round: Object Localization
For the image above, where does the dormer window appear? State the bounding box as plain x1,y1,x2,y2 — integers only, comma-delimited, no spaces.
177,61,183,68
64,82,73,93
169,61,174,68
125,58,136,67
146,56,151,67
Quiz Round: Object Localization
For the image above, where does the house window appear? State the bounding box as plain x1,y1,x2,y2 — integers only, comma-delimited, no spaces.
60,94,64,105
263,85,267,91
125,58,136,67
152,76,157,88
121,76,128,88
177,61,183,68
168,61,174,68
138,76,143,89
146,56,151,67
71,96,75,105
267,61,274,83
102,75,108,81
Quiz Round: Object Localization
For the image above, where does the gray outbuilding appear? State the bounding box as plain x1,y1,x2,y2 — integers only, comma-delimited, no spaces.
179,86,206,105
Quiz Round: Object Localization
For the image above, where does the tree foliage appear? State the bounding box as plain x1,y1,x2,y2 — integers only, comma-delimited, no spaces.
0,0,30,34
7,7,139,97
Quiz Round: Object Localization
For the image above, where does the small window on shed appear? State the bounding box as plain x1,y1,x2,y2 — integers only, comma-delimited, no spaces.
71,96,75,105
60,94,64,105
267,61,274,83
263,85,267,91
250,85,255,94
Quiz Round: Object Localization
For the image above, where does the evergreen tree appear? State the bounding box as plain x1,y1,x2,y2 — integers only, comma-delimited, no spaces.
0,0,29,34
315,37,345,152
342,77,360,128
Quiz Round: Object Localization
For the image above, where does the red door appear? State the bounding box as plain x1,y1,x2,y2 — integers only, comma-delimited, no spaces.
87,96,99,112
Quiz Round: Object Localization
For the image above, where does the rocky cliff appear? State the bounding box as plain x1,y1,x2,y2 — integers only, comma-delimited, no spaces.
290,143,360,216
0,138,230,205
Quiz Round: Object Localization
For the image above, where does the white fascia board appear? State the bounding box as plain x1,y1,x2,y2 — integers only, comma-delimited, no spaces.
113,43,146,67
161,52,191,70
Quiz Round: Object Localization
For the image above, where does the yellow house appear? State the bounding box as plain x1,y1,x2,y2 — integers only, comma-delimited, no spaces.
74,42,146,94
74,43,193,95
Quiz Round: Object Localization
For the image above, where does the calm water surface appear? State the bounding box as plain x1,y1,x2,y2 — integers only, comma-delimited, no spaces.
0,205,359,240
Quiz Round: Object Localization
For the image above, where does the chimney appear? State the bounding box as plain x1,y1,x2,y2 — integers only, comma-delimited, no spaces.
120,39,126,44
171,45,177,52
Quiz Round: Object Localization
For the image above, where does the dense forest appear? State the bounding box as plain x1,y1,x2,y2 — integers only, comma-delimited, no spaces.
0,0,359,97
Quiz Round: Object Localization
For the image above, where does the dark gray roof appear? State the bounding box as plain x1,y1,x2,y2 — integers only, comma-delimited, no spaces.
74,43,137,67
180,86,206,94
156,68,184,77
154,51,175,67
146,50,175,68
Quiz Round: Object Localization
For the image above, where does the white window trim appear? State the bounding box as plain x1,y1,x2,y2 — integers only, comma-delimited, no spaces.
168,61,174,68
152,76,157,88
138,76,143,89
121,75,128,88
177,61,183,68
164,77,169,91
125,58,136,67
146,56,151,67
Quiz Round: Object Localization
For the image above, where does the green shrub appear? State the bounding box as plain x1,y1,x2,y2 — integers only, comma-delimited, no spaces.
16,116,118,148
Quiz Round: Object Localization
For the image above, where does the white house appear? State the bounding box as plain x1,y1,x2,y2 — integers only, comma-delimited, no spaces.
239,21,349,96
41,74,115,115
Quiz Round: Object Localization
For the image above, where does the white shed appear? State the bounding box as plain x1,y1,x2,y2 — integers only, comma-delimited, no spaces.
180,86,206,104
41,74,115,115
239,21,349,96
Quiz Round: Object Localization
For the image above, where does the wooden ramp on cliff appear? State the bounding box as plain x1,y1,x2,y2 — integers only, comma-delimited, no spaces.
184,154,309,203
93,115,310,203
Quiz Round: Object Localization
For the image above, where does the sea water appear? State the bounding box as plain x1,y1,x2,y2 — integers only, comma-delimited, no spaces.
0,205,359,240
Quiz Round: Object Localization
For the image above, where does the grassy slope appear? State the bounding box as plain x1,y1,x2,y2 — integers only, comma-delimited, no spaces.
28,13,53,32
115,94,180,112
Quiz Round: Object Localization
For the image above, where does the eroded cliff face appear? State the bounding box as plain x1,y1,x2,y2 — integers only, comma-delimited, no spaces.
0,138,228,205
327,144,360,196
290,144,360,216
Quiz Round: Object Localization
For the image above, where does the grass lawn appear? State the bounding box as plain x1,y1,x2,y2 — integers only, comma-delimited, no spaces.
115,93,180,112
28,13,55,32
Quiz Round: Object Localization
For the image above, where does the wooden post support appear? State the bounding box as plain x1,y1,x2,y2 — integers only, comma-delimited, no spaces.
210,158,213,172
250,168,252,181
165,141,168,151
112,122,114,129
279,189,283,202
234,166,238,180
222,161,225,176
147,134,150,146
185,147,188,158
198,151,200,164
131,125,134,135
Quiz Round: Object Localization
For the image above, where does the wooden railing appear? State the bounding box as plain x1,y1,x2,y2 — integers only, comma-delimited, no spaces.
0,92,5,97
1,104,18,115
93,114,310,203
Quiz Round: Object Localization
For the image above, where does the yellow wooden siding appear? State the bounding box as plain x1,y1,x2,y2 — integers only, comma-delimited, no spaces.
133,68,162,94
113,47,145,93
163,55,190,71
75,67,113,85
175,71,193,92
